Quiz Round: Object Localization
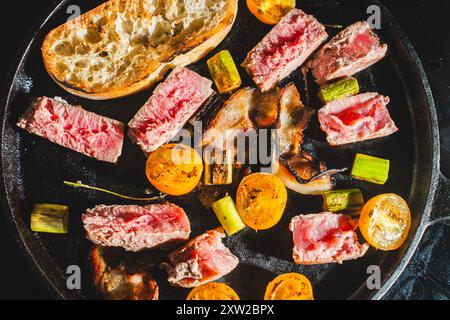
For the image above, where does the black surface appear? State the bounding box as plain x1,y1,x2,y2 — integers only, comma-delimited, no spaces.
0,0,448,300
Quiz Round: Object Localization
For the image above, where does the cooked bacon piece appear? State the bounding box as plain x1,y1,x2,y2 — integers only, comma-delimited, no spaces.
309,21,388,84
82,203,191,252
161,229,239,288
200,87,280,150
128,67,213,154
200,88,257,150
273,83,333,195
290,213,369,265
277,83,314,156
252,87,280,128
318,92,398,146
243,9,327,92
17,97,124,163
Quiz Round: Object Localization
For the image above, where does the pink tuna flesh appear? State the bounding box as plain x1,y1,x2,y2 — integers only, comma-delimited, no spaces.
128,67,213,154
318,92,398,146
309,21,388,84
82,203,191,252
17,97,124,163
290,213,369,265
243,9,328,92
161,229,239,288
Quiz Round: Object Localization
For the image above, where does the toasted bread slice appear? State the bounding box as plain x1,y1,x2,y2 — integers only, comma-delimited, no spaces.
42,0,238,100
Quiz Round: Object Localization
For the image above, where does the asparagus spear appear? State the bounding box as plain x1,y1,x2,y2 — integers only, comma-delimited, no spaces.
207,50,242,94
318,77,360,104
323,189,364,215
211,196,246,236
204,149,233,185
31,204,69,234
351,153,390,185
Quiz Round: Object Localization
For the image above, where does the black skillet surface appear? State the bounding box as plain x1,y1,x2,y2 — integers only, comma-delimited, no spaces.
1,0,448,300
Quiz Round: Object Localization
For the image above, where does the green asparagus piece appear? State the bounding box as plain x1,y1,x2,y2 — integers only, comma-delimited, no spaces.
211,196,246,236
323,189,364,215
318,77,360,104
30,204,69,234
207,50,242,94
204,149,233,185
351,153,390,185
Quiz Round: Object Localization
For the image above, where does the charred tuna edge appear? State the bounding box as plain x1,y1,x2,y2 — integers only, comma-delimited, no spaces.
243,9,328,92
82,203,191,252
128,67,214,155
308,21,388,84
318,92,398,146
290,213,369,265
17,97,124,163
161,229,239,288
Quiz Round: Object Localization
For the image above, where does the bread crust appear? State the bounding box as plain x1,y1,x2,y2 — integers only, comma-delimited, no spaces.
42,0,238,100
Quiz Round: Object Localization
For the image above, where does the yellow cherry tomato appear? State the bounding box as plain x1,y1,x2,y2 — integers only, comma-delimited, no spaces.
146,144,203,196
246,0,296,25
359,194,411,251
187,283,240,300
264,273,314,300
236,173,287,231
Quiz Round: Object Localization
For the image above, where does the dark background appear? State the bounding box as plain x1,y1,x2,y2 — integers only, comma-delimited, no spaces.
0,0,449,300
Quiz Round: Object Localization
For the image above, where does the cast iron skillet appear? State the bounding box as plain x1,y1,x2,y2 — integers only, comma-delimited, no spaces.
1,0,449,300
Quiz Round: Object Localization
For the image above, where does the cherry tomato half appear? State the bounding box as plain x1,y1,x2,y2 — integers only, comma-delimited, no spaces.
246,0,296,25
264,273,314,300
359,194,411,251
187,283,240,300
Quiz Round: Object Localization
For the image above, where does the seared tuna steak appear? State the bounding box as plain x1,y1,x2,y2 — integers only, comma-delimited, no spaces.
161,229,239,288
82,203,191,252
243,9,327,92
128,67,213,154
318,92,398,146
17,97,124,163
309,21,388,84
290,213,369,265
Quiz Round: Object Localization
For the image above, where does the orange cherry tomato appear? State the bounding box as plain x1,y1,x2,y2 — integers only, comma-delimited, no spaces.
359,194,411,251
187,283,240,300
146,144,203,196
236,173,287,231
264,273,314,300
246,0,296,25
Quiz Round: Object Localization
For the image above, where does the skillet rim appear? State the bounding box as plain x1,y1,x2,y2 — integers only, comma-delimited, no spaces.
0,0,77,299
352,0,440,300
